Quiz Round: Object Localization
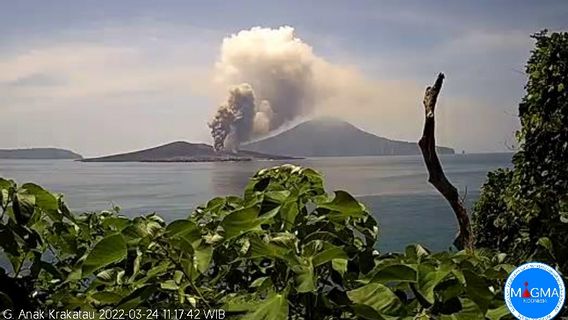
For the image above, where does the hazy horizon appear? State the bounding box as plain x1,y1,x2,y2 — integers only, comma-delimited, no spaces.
2,1,567,157
0,116,516,158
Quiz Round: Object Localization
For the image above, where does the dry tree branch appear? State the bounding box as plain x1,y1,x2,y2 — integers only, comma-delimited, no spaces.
418,73,474,250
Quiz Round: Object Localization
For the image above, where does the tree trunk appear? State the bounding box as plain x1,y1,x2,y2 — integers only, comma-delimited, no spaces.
418,73,473,250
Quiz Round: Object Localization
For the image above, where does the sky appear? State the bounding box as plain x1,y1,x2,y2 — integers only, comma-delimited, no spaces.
1,0,567,157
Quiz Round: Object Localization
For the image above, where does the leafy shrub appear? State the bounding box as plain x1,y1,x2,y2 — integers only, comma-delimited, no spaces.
1,165,513,319
472,31,568,276
471,169,514,250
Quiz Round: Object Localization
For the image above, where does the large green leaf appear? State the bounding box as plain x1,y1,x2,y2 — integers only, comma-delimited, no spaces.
101,217,130,231
221,206,263,240
160,280,179,290
416,264,452,304
0,178,14,208
332,258,348,276
121,220,150,241
440,298,484,320
312,243,347,267
537,237,554,257
293,258,316,293
223,294,257,312
249,236,294,262
203,197,226,213
371,264,417,283
264,190,290,203
318,191,365,219
242,291,289,320
170,236,195,257
405,244,430,261
90,291,125,305
194,244,213,274
280,200,299,231
82,233,127,275
13,191,35,225
0,178,13,190
22,183,60,221
116,285,157,310
463,270,493,312
224,290,289,320
348,283,401,315
166,219,201,243
350,305,387,320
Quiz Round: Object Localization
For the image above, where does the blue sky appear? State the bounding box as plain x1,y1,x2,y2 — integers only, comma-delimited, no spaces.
1,1,567,156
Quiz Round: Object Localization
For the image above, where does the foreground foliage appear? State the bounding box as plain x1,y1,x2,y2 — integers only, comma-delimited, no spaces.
472,31,568,275
5,31,566,319
1,165,512,319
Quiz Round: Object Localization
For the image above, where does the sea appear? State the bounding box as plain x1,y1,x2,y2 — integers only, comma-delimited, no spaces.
0,153,513,253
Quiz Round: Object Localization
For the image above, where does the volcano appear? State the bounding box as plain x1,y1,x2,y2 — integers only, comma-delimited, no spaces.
242,117,455,157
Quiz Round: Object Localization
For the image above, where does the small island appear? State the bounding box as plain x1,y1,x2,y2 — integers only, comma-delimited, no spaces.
0,148,82,160
80,141,298,162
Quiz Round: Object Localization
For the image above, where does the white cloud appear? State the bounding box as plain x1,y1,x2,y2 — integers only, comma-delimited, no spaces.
0,25,219,156
0,43,212,102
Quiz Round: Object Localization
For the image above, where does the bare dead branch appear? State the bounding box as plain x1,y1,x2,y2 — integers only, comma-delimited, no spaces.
418,73,474,250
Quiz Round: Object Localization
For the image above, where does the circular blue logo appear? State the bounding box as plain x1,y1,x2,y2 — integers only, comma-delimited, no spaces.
505,262,565,319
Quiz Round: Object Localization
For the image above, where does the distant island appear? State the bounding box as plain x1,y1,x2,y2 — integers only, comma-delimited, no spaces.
0,148,82,160
243,117,455,157
81,141,297,162
81,118,455,162
4,119,454,162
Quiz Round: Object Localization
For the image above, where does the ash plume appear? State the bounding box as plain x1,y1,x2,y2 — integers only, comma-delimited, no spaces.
209,26,316,151
207,26,490,154
209,84,257,152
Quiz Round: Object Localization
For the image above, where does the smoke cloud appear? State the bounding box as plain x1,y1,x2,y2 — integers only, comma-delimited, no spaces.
207,26,436,153
209,26,317,151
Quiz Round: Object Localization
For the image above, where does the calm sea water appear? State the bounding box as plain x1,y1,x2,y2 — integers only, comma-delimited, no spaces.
0,153,512,252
